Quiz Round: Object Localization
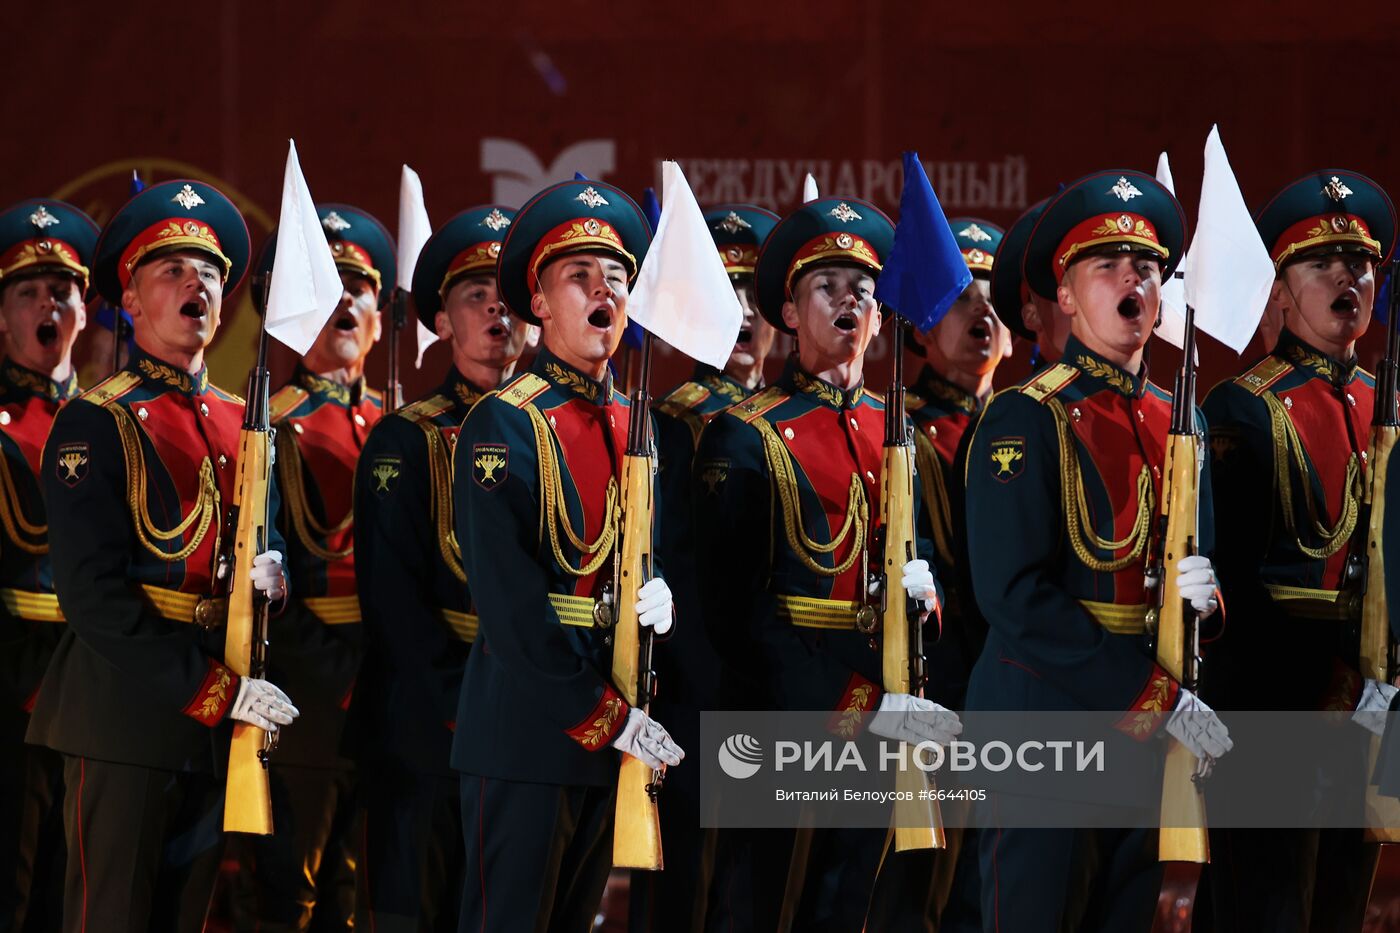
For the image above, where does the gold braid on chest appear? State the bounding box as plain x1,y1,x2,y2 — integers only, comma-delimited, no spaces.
750,416,867,577
1260,391,1360,560
1046,398,1154,573
420,420,467,583
912,429,955,569
0,446,47,555
275,428,354,562
110,406,220,562
523,404,618,577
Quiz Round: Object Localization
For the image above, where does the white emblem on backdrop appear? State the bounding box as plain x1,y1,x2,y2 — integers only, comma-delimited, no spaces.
480,140,617,206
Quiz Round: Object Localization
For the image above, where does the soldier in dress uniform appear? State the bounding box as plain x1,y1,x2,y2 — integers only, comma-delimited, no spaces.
347,205,528,932
26,179,298,933
990,197,1069,371
693,196,959,932
230,204,393,931
1202,170,1397,933
963,171,1231,931
0,199,95,933
451,181,685,931
638,204,778,933
865,218,1013,933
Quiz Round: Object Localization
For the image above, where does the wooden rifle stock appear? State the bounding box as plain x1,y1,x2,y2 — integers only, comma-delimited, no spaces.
385,287,407,413
1362,259,1400,846
1155,301,1208,864
880,323,945,851
611,331,664,870
222,317,275,835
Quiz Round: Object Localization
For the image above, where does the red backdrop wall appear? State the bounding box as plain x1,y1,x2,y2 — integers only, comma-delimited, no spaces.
8,1,1400,398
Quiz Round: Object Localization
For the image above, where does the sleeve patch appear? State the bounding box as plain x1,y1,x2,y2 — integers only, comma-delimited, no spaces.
565,683,630,750
988,436,1025,482
698,458,730,495
369,455,402,496
54,442,90,487
1113,664,1180,741
472,443,509,490
181,659,238,727
828,673,881,738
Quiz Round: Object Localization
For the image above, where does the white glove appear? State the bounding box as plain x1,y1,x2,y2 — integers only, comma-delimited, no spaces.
900,558,939,613
1352,678,1399,737
1165,688,1232,771
1175,555,1218,616
229,677,299,732
868,692,962,747
611,707,684,769
250,550,287,602
634,577,673,635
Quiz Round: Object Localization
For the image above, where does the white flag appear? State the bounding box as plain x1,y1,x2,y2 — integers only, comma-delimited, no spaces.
1185,125,1275,354
803,173,820,203
627,161,743,368
396,165,439,367
265,140,341,356
1154,151,1189,351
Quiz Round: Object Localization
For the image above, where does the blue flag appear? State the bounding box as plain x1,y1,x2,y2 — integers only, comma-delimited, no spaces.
98,171,145,338
874,152,971,332
1379,270,1395,326
574,171,589,181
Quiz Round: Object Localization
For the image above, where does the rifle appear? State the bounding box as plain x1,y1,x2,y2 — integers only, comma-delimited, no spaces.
877,322,945,852
610,329,665,870
222,278,277,835
1149,291,1207,932
1154,296,1209,864
385,286,407,412
1361,259,1400,890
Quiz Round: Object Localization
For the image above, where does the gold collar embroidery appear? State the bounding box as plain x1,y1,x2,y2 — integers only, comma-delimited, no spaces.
297,370,356,406
544,361,606,403
792,370,857,409
1282,342,1356,385
700,371,750,405
2,360,77,401
1074,354,1136,396
137,357,206,394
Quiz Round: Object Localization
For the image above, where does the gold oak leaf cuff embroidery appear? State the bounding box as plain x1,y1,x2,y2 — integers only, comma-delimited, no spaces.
566,684,630,750
827,674,880,738
1113,665,1180,741
182,660,236,726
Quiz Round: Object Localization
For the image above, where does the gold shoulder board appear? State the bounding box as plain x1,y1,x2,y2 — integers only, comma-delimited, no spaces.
1019,363,1079,404
497,373,550,410
268,385,308,422
1234,356,1293,396
80,371,141,408
399,394,454,424
733,386,789,425
659,381,711,413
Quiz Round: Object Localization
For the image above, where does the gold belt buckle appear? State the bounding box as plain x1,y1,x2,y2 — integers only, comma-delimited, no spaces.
193,598,223,629
854,604,879,635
